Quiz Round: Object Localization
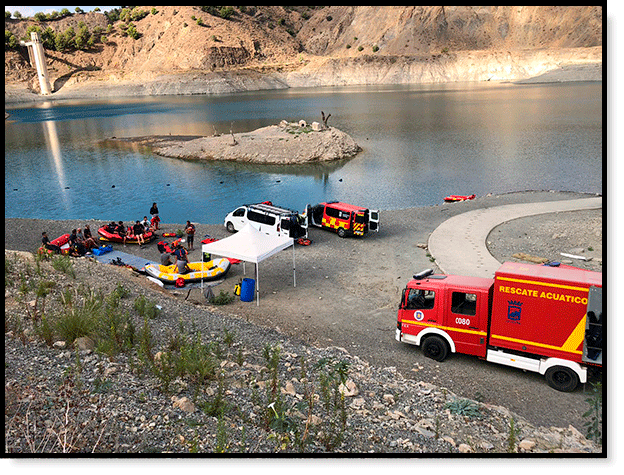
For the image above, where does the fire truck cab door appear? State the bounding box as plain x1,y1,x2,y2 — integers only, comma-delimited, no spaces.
404,287,439,326
369,209,380,232
447,290,487,357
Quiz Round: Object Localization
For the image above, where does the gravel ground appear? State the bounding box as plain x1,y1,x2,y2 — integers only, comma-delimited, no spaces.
4,191,603,455
487,209,602,273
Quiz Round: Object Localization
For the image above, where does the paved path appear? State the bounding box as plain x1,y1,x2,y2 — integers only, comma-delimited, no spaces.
428,197,602,278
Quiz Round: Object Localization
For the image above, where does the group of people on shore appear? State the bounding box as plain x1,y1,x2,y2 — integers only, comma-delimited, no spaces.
158,220,196,275
41,225,98,257
102,217,155,247
158,239,190,274
40,202,199,273
101,202,162,247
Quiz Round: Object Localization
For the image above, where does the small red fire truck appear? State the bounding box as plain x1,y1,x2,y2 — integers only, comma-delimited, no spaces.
396,262,602,391
307,201,379,238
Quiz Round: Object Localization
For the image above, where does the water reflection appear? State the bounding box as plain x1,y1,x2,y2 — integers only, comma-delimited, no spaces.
5,82,602,224
42,119,71,209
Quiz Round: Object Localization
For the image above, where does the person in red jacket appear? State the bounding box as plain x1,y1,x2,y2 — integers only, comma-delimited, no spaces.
184,220,196,251
150,202,160,230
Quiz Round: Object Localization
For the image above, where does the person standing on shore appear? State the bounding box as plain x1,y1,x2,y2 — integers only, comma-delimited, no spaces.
150,202,160,230
184,220,196,251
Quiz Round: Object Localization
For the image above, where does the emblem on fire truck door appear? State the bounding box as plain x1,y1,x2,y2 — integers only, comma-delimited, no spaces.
507,300,522,323
414,310,424,321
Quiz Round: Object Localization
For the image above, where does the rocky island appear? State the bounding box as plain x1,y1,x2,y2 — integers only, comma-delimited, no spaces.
108,119,361,164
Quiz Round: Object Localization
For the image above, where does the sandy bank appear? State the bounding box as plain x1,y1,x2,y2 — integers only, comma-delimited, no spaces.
4,54,602,106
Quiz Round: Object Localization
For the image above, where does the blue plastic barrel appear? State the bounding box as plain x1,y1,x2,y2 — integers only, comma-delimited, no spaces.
240,278,255,302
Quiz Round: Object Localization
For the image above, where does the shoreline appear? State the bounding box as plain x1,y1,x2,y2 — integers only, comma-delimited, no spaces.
4,190,603,434
5,190,602,255
4,61,601,107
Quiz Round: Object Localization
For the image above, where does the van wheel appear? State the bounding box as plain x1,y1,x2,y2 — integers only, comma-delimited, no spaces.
337,228,346,238
545,366,579,392
226,222,236,233
422,335,449,362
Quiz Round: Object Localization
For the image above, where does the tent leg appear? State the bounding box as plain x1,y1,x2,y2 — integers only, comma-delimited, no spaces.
292,244,296,287
256,263,259,306
200,252,204,291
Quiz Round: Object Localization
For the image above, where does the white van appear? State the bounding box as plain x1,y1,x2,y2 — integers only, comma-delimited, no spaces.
224,202,308,238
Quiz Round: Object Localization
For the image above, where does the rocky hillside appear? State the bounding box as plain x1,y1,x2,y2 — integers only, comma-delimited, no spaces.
4,249,601,453
4,6,602,97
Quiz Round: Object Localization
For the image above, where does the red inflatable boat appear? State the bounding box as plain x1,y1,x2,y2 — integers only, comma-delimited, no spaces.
98,226,156,244
38,233,71,255
444,194,476,202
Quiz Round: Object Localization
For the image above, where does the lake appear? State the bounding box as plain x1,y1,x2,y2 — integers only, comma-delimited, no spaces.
4,81,602,225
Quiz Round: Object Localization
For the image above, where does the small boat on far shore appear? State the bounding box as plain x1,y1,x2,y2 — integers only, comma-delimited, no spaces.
444,194,476,203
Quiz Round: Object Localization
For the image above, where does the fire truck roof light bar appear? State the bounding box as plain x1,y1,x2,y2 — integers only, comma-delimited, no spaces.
413,269,434,280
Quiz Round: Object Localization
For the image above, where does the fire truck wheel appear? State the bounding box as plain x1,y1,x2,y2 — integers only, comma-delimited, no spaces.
545,366,579,392
422,335,449,362
337,228,346,238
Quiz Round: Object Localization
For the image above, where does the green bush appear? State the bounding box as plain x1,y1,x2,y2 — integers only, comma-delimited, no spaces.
5,30,19,49
119,7,148,23
444,398,481,418
201,6,235,20
54,27,76,52
74,25,92,50
133,295,160,319
125,23,140,40
96,291,135,357
51,255,75,278
147,331,219,394
34,315,55,347
210,290,235,305
301,357,351,450
55,301,98,343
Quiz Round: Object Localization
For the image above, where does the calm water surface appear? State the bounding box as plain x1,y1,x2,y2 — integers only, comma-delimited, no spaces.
5,82,602,225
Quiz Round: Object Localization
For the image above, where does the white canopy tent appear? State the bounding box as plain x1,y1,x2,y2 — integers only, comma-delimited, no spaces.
201,224,295,305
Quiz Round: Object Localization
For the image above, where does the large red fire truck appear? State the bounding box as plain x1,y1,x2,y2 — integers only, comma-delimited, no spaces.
396,262,602,391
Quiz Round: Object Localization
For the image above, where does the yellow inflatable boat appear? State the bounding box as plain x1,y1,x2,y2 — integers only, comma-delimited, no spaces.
145,258,231,284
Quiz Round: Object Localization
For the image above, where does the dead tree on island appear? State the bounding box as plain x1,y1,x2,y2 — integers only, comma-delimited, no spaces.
229,122,238,146
321,111,331,128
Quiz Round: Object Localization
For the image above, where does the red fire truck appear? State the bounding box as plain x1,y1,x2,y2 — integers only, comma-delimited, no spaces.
396,262,602,391
307,201,379,238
